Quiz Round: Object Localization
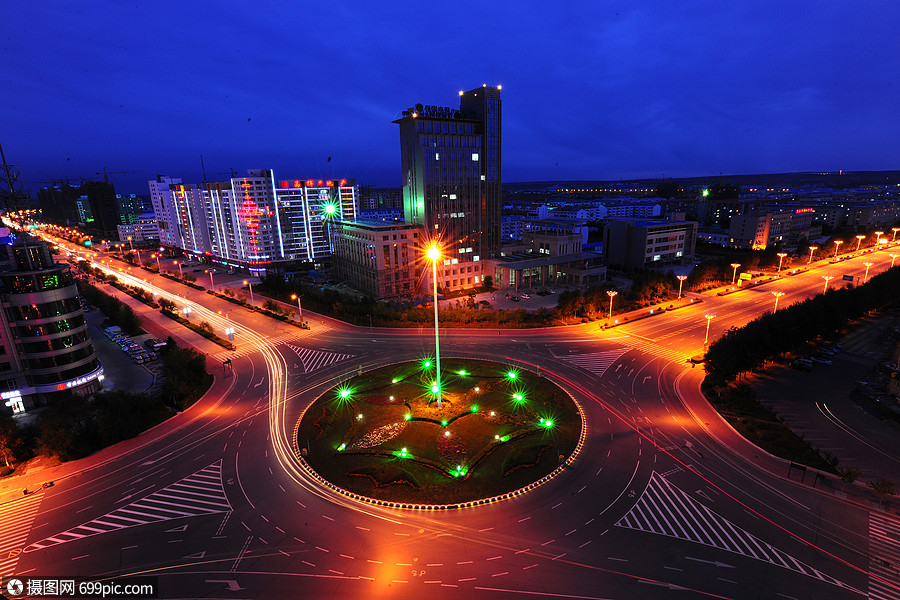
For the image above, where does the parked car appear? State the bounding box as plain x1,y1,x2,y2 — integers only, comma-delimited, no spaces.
520,293,531,299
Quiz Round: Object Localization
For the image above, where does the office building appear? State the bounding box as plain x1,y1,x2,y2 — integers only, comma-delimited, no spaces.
603,218,698,271
149,171,358,275
394,85,502,293
0,230,102,415
331,221,421,299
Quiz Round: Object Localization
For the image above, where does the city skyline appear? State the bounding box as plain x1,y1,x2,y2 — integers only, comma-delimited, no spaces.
5,1,900,196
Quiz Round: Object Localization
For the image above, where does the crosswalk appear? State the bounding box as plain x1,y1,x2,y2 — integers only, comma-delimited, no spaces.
24,461,231,553
869,513,900,599
550,347,631,378
616,472,862,594
286,344,355,374
634,343,693,364
0,491,44,579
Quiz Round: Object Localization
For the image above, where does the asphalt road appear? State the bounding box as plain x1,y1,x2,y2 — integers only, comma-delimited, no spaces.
2,238,899,599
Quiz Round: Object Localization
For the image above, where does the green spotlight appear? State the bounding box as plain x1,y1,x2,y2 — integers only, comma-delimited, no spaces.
441,420,448,427
404,413,412,421
507,370,517,380
457,369,467,376
471,405,478,413
338,388,352,399
337,443,346,451
423,360,432,369
513,393,524,402
391,378,398,384
325,203,337,216
431,382,439,394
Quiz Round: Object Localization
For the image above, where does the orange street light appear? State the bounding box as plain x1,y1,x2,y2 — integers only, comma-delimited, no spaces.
703,312,717,347
890,254,899,268
855,234,865,252
606,290,618,327
833,240,843,258
776,252,788,271
676,275,687,298
772,291,784,312
822,275,834,293
730,263,741,286
242,280,254,305
807,245,818,264
426,244,443,407
291,293,303,318
863,261,874,283
892,227,900,242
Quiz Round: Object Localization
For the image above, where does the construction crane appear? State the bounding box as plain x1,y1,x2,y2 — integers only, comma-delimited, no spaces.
215,169,238,178
96,168,140,183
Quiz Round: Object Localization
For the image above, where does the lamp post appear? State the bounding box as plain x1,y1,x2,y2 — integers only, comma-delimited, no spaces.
890,254,898,268
243,280,254,305
676,275,687,299
427,244,443,407
892,227,900,242
206,269,214,290
291,293,303,318
855,234,865,252
863,261,874,283
772,291,784,312
153,253,161,273
822,275,834,293
807,245,818,264
833,239,843,258
703,312,716,347
730,263,740,286
606,290,618,327
874,231,883,245
175,260,183,279
776,252,788,272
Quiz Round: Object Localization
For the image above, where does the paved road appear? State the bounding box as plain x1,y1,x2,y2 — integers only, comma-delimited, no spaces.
3,236,899,599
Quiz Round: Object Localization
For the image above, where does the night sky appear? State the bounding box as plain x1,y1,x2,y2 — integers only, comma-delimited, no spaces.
5,1,899,194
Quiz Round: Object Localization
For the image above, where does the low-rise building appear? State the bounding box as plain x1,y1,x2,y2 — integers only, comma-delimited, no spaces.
603,218,698,271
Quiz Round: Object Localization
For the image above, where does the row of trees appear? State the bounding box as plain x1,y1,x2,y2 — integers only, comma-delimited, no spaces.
75,280,143,335
705,266,900,385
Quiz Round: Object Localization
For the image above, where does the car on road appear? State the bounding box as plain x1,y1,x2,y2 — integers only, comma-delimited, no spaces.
810,357,832,365
520,293,530,299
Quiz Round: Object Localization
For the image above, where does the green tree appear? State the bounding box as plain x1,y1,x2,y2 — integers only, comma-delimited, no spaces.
868,477,896,507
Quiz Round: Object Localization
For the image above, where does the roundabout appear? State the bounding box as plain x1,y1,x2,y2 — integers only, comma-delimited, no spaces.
294,358,584,506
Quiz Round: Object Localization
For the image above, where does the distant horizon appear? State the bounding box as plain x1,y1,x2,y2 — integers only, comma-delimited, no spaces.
18,166,900,199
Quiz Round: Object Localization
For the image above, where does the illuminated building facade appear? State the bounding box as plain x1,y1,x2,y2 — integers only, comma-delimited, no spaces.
149,171,358,275
332,221,421,299
0,231,102,415
394,85,502,293
603,218,698,271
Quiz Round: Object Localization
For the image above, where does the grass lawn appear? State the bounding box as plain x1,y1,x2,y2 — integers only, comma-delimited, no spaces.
297,358,582,504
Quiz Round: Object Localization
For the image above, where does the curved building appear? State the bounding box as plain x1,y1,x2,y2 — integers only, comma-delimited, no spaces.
0,231,102,415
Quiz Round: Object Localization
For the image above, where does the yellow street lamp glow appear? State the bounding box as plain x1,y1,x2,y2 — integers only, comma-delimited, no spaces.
808,246,818,264
863,261,874,283
730,263,740,286
822,275,834,293
427,245,440,261
772,291,784,312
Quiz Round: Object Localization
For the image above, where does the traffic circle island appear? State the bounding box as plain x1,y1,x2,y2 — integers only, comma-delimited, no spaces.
294,358,584,507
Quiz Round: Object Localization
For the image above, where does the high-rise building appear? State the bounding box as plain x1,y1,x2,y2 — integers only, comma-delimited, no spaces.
149,171,358,275
0,230,102,415
81,181,121,239
394,85,502,293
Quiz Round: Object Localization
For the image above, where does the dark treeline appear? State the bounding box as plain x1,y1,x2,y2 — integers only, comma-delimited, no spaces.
705,266,900,384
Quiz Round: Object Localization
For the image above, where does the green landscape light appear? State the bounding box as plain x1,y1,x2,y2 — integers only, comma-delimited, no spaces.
506,370,517,380
457,369,467,376
337,443,346,451
394,447,410,459
501,435,509,442
513,393,524,402
540,418,554,428
451,464,467,477
471,405,478,413
702,188,710,197
324,203,337,216
423,360,432,369
441,420,448,427
337,388,352,399
431,382,440,394
391,378,398,383
404,413,412,421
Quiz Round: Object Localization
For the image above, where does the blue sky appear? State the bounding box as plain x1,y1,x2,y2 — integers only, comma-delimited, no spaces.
4,1,899,194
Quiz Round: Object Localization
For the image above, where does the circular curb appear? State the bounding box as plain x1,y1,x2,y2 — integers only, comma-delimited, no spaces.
291,357,587,510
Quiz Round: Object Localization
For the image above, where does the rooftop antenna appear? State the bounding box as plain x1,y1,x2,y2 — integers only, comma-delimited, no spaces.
200,154,208,183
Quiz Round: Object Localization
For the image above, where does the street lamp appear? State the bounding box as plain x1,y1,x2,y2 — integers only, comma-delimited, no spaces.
427,244,443,407
863,261,873,283
676,274,687,299
291,293,303,319
833,239,843,258
703,312,716,347
855,234,865,252
890,254,899,268
807,246,818,264
606,290,618,327
153,253,161,272
892,227,900,242
205,269,214,290
776,252,788,272
174,260,183,279
243,280,254,305
822,275,834,293
875,231,883,244
772,291,784,312
730,263,741,286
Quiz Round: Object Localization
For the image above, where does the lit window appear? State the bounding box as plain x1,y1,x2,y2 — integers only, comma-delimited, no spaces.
472,153,479,161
